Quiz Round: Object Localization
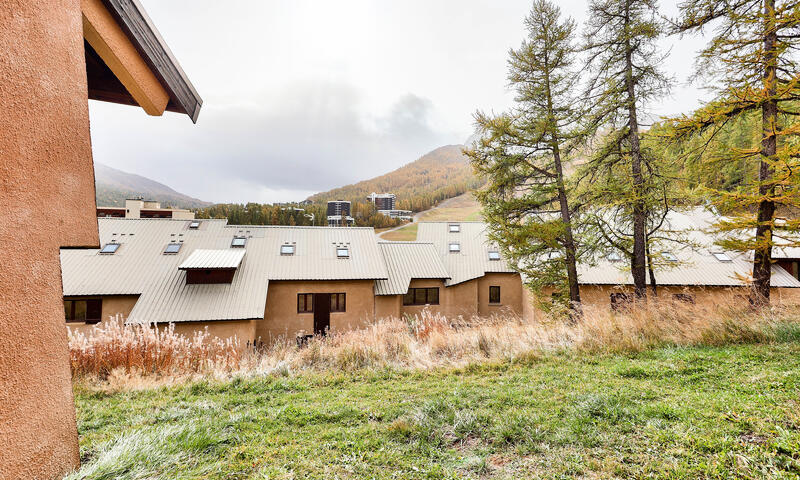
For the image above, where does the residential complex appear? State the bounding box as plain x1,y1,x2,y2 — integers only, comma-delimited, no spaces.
367,192,396,210
97,198,195,219
326,200,354,226
1,0,201,477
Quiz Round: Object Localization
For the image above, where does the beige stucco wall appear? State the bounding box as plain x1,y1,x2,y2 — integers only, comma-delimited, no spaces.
397,274,522,319
375,294,401,320
259,280,376,344
0,1,100,477
477,273,523,317
170,320,257,347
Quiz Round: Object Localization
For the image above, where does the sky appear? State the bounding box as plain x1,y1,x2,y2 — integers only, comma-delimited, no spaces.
88,0,709,204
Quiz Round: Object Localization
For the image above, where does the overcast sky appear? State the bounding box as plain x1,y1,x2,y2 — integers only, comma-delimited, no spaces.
88,0,708,204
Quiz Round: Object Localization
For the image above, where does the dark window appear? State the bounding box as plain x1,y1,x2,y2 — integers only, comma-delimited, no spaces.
164,243,181,254
64,299,102,323
185,269,236,284
403,288,440,305
610,293,632,311
330,293,346,312
297,293,314,313
99,243,120,254
489,286,501,304
673,293,695,304
231,237,246,248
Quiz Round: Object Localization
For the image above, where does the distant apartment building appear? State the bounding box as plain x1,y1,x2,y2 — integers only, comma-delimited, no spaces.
367,192,396,211
97,198,195,219
378,209,413,220
327,200,354,226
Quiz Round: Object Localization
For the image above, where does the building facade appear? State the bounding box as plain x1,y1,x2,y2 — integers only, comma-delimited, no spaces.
367,192,396,211
1,0,200,477
97,198,195,219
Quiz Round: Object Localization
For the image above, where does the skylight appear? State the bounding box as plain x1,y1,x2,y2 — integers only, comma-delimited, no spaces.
99,243,119,254
449,242,461,253
607,251,622,262
449,224,460,233
189,221,201,229
231,237,246,248
712,252,732,262
281,245,295,255
488,251,501,261
337,247,350,258
164,243,181,254
662,252,677,262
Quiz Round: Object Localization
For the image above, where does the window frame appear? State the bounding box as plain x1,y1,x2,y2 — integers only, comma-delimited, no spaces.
449,242,460,253
163,243,182,254
64,298,102,324
712,252,732,262
488,251,501,261
489,285,501,304
403,287,440,306
231,236,247,248
449,223,460,233
297,293,314,313
280,245,295,256
99,243,120,254
188,221,201,229
337,247,350,258
330,293,346,312
662,251,677,262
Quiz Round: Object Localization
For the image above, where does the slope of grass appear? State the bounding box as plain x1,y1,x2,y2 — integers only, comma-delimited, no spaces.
417,192,482,222
380,223,419,241
70,342,800,479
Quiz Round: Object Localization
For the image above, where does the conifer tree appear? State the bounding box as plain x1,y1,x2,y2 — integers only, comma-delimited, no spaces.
467,0,584,310
667,0,800,304
579,0,671,299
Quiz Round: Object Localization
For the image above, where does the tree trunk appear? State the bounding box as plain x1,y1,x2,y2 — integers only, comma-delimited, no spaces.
646,236,657,297
752,0,778,305
624,0,648,299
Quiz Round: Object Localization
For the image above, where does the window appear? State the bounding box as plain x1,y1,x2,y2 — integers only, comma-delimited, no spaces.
189,221,201,229
99,243,120,254
712,252,732,262
163,243,181,254
280,245,295,255
673,293,695,304
607,251,622,262
64,299,102,323
403,287,440,305
449,224,460,233
610,293,632,311
449,243,460,253
330,293,346,312
489,286,501,304
337,247,350,258
231,236,246,248
297,293,314,313
488,251,501,261
662,252,677,262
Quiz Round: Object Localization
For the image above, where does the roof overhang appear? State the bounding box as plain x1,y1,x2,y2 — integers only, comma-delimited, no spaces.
81,0,202,122
179,249,245,270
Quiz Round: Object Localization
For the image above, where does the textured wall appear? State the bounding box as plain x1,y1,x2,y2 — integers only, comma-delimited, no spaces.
477,273,523,317
0,0,99,478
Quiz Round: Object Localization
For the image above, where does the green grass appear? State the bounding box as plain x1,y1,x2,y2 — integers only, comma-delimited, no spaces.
70,343,800,479
380,223,419,241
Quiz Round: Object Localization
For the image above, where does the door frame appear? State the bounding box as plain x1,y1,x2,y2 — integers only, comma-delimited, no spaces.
313,293,331,335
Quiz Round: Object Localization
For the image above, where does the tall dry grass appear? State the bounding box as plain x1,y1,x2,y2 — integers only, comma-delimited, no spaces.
69,297,800,384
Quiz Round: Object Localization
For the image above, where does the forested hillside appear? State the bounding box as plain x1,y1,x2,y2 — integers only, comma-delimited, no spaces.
307,145,484,212
95,163,211,209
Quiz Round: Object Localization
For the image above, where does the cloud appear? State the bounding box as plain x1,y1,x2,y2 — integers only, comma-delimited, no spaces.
89,81,457,203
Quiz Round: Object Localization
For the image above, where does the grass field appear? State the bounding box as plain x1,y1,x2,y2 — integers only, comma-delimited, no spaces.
380,193,482,241
380,223,419,241
70,342,800,479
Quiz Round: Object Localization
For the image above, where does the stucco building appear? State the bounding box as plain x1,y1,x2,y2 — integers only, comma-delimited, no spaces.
0,0,200,477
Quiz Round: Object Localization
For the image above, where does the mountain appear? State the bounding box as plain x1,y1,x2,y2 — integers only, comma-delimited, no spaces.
307,145,484,212
94,163,211,209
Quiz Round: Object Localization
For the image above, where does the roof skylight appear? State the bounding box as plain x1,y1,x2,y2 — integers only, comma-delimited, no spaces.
607,251,622,262
449,224,460,233
99,243,120,254
488,251,501,261
164,243,181,254
189,221,201,229
337,247,350,258
662,252,677,262
281,245,295,256
231,237,246,248
449,242,461,253
712,252,732,262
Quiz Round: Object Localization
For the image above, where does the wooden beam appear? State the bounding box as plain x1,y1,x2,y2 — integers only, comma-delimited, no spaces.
81,0,169,116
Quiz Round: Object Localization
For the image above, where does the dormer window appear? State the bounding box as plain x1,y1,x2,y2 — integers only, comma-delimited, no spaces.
449,242,460,253
337,247,350,258
163,243,181,254
231,237,246,248
281,245,295,256
712,252,732,262
488,251,501,261
99,243,120,254
449,224,460,233
189,221,201,229
662,252,677,262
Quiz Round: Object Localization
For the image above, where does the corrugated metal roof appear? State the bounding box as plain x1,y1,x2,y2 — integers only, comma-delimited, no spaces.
178,249,245,270
375,242,450,295
576,208,800,288
415,222,517,286
61,219,387,323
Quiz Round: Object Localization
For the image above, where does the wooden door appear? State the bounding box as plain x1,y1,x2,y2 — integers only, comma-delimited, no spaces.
313,293,331,335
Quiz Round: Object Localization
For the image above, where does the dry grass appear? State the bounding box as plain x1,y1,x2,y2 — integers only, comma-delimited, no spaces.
69,297,800,386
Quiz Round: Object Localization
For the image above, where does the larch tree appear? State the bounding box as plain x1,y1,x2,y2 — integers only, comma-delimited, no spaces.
667,0,800,304
579,0,671,299
466,0,584,311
